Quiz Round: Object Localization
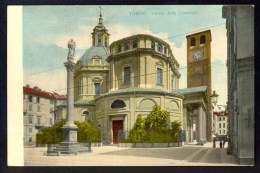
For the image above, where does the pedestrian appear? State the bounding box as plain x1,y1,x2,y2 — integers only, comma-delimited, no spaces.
220,141,222,148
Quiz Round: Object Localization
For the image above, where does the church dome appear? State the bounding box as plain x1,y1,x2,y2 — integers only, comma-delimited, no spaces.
79,45,110,66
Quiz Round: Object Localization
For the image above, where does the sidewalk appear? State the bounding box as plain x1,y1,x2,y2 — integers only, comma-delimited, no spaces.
24,142,239,166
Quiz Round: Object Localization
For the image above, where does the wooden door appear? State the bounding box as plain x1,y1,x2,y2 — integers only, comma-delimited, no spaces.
112,120,123,144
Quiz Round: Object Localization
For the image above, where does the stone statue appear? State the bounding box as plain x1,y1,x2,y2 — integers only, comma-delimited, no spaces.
67,39,76,59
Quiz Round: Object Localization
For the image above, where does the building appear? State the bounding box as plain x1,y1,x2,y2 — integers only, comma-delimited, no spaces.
23,85,66,146
222,5,254,165
57,11,210,145
212,105,228,136
186,30,212,142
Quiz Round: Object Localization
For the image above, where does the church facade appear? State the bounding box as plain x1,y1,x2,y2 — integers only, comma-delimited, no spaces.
57,12,210,145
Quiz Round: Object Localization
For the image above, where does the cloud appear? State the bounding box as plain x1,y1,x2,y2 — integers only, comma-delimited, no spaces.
24,69,67,95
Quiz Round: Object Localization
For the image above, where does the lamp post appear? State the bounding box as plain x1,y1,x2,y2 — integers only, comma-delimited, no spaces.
210,90,219,148
210,90,219,105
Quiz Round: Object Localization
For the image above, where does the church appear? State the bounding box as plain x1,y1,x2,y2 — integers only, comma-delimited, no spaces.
57,11,212,145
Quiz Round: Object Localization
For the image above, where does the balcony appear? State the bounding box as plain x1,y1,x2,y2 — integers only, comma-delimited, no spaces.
35,123,44,130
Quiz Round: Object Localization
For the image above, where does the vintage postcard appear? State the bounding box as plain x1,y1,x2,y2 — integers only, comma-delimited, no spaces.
7,5,254,166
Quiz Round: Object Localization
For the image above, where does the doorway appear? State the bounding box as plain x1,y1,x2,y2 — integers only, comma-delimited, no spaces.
112,120,123,144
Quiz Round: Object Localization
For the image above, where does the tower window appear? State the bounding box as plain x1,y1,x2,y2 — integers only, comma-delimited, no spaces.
158,44,162,52
200,35,206,44
124,66,131,83
94,83,101,95
105,37,107,47
191,37,196,46
157,68,163,85
124,42,130,51
98,34,102,45
133,40,138,48
118,45,122,52
151,41,155,50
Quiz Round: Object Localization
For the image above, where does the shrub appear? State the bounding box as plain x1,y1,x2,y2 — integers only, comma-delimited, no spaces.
121,106,182,143
36,119,100,144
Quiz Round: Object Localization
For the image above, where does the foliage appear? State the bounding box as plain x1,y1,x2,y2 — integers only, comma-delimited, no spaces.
36,119,66,144
36,119,101,144
75,120,101,142
121,106,182,143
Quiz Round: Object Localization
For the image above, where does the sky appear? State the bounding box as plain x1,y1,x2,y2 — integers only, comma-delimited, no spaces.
23,5,227,105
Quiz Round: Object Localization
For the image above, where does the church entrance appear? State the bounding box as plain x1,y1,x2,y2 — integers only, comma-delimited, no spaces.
112,120,123,144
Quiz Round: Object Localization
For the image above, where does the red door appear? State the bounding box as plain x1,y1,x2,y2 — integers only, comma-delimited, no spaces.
112,120,123,144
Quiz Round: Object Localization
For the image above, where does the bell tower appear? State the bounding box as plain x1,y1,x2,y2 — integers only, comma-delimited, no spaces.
91,7,110,47
186,30,212,142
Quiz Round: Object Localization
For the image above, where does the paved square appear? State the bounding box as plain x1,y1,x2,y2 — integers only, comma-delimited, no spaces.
24,142,240,166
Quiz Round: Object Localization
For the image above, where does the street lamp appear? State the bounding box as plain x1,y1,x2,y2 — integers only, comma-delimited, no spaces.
210,90,219,105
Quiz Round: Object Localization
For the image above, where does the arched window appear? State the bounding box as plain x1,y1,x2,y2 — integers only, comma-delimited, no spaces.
124,42,130,51
82,111,89,116
200,35,206,44
151,41,155,50
158,44,162,52
133,40,138,48
98,33,102,45
191,37,196,46
105,37,108,47
111,99,126,109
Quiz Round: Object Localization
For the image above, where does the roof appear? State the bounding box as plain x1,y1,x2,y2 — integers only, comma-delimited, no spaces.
110,34,170,48
58,99,95,107
171,86,208,95
23,86,66,100
213,105,228,116
95,88,184,101
79,45,110,66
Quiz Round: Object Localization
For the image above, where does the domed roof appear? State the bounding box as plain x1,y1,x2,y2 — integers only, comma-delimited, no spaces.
79,45,110,66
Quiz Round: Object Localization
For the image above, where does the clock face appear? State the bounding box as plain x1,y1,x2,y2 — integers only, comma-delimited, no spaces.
193,50,203,60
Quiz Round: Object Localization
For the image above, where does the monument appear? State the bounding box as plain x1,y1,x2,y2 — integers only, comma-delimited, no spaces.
46,39,90,155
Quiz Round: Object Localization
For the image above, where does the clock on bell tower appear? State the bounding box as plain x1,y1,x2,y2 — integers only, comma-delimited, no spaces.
186,30,212,142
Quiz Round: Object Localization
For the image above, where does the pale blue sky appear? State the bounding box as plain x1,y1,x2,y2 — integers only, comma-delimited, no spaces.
23,5,227,104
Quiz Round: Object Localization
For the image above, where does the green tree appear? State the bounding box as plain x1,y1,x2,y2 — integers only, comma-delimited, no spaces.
145,106,169,131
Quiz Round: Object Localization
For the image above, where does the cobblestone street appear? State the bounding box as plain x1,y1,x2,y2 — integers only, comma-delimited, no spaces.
24,142,240,166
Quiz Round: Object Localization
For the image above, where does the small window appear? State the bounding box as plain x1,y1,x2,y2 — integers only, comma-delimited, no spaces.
191,37,196,46
219,117,221,121
28,96,32,102
219,123,221,128
118,45,122,52
94,83,101,95
111,100,126,109
223,117,225,121
124,42,130,51
133,40,138,48
37,105,41,112
124,66,131,83
29,137,32,142
200,35,206,44
151,41,155,50
223,123,225,128
158,44,162,52
29,128,32,133
157,68,163,85
82,111,89,116
29,116,33,124
37,117,41,125
36,97,40,103
29,104,32,111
